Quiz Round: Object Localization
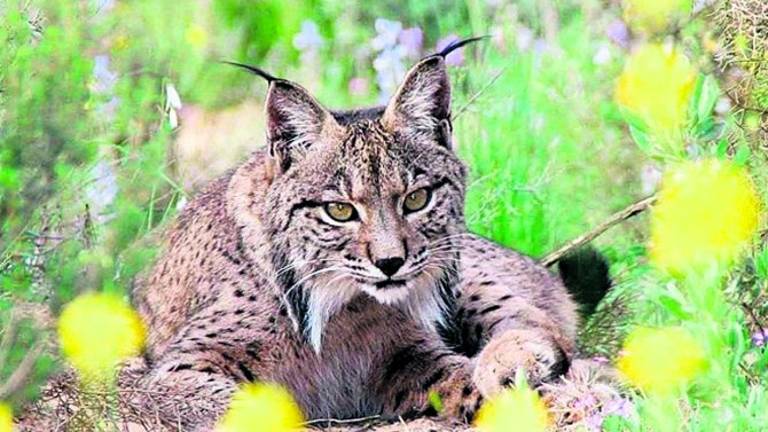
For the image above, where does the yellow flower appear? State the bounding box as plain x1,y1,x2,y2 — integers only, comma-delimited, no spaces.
113,34,129,51
475,383,550,432
650,159,761,276
623,0,692,33
185,24,208,50
58,293,146,380
615,44,697,139
217,383,304,432
0,403,12,432
617,326,705,394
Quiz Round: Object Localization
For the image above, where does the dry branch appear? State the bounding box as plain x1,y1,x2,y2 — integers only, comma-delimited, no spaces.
0,342,45,399
541,194,657,267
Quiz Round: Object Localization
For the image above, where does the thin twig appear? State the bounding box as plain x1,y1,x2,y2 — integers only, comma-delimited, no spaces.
303,415,381,426
0,312,18,372
742,302,766,334
452,66,508,120
0,341,45,398
541,194,657,267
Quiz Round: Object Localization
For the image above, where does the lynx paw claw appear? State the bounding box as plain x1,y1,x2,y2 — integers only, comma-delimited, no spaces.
472,329,570,397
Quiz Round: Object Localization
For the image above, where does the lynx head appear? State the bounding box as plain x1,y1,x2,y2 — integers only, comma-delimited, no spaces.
232,39,481,351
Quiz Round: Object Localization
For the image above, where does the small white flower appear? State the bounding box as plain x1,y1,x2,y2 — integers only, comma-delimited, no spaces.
165,83,182,129
715,97,731,115
176,196,188,211
640,164,662,195
593,43,612,65
165,83,182,110
168,108,179,129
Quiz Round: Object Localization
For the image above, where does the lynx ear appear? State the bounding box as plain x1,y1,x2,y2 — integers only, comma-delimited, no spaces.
266,80,341,172
382,36,486,148
222,61,340,172
381,56,452,146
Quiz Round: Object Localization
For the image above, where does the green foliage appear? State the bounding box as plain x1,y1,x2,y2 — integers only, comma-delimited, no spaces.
1,1,97,241
459,16,636,256
0,0,180,408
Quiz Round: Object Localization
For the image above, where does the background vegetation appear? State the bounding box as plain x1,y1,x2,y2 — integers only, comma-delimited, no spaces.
1,0,767,430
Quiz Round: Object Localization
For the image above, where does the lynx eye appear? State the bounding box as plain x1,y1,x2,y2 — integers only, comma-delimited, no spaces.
324,202,357,222
403,188,431,213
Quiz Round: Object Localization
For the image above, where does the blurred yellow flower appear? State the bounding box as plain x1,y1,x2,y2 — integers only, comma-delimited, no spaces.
650,159,761,276
623,0,692,33
0,403,12,432
475,382,550,432
618,326,705,394
615,44,696,138
58,293,146,380
113,34,129,51
185,24,208,50
217,383,304,432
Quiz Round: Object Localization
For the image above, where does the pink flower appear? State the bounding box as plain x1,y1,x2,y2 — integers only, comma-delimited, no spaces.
348,77,369,96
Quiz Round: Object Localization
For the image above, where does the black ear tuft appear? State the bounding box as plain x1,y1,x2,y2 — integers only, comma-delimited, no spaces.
434,35,489,60
381,57,451,143
223,60,340,173
382,36,488,149
221,60,279,83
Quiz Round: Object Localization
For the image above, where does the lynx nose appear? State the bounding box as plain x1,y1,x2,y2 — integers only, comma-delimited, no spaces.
375,257,405,277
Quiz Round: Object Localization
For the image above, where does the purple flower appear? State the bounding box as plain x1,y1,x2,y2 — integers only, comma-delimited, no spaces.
85,159,118,223
533,38,549,56
584,413,605,431
373,45,407,103
371,19,408,103
398,27,423,58
752,330,766,348
435,34,464,66
98,96,120,121
91,54,120,122
92,55,117,95
606,19,630,49
516,26,534,52
572,393,599,411
603,397,635,419
579,396,636,431
372,19,402,51
293,20,324,53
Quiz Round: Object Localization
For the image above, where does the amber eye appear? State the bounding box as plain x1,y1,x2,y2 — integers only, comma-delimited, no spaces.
324,202,357,222
404,188,431,213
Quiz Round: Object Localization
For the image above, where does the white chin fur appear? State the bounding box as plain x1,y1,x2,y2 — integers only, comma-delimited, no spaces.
306,280,358,354
361,285,411,305
306,274,448,354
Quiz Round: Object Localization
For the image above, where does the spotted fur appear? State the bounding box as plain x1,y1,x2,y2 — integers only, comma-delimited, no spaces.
130,50,578,430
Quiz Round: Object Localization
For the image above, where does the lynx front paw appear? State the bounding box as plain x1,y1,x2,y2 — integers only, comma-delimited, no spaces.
436,368,484,423
472,329,570,397
439,384,483,423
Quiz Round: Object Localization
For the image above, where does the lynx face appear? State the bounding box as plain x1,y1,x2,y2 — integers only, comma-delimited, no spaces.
255,56,467,350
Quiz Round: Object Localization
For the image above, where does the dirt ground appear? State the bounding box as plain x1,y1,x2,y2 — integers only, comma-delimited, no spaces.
18,358,624,431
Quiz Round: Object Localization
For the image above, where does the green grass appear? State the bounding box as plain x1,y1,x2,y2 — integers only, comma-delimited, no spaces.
456,16,642,256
